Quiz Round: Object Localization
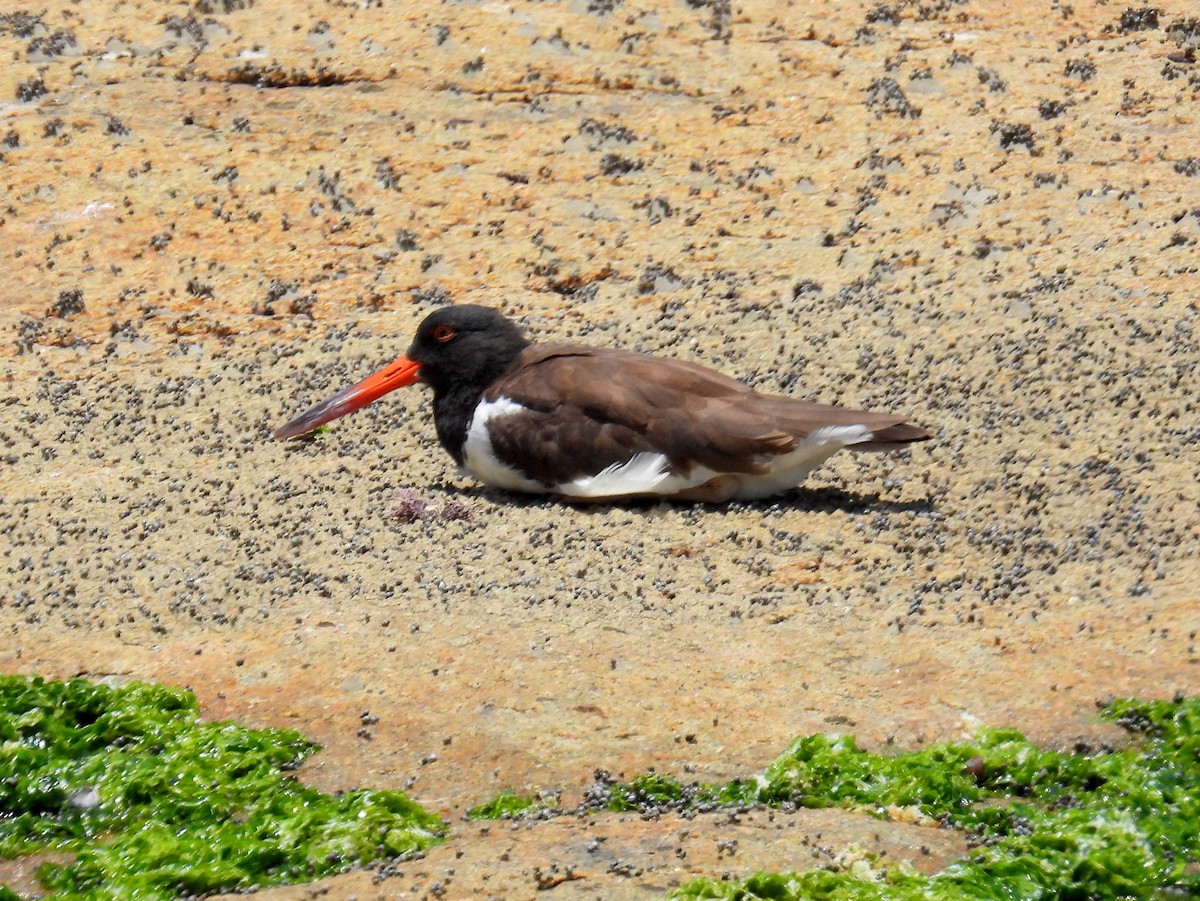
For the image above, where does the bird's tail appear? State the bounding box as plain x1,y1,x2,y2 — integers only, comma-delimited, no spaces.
851,422,931,451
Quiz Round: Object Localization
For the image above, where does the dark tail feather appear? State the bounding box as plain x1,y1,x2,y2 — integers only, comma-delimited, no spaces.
853,421,931,451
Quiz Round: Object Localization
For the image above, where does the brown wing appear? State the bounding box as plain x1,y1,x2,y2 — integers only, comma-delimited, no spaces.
482,344,926,487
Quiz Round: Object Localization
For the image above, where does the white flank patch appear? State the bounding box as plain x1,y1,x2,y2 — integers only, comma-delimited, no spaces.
732,423,876,500
806,424,875,446
462,398,546,493
559,452,679,499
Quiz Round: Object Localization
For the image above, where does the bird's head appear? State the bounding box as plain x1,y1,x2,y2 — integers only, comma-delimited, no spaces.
272,305,528,440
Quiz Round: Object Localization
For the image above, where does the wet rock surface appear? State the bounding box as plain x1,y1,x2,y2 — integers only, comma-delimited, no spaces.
2,0,1198,897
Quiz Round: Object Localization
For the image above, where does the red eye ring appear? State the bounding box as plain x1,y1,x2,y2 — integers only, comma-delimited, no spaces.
432,324,456,342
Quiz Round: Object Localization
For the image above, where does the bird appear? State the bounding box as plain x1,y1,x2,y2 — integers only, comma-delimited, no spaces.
273,304,931,502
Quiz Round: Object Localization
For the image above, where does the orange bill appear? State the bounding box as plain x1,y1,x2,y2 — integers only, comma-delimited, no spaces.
273,355,422,439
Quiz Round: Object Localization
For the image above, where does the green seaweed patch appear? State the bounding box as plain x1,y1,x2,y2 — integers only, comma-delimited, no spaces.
590,769,728,815
465,792,538,820
671,695,1199,900
0,675,445,900
466,771,729,821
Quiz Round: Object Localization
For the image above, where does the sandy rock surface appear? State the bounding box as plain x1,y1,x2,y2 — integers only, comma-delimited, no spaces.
2,0,1198,897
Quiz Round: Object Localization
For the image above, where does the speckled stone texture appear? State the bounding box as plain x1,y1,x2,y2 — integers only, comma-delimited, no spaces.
1,0,1198,897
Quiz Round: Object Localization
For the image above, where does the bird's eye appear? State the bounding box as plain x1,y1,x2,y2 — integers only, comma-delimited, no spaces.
432,324,456,343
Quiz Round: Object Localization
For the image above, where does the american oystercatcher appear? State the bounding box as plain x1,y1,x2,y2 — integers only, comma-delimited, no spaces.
274,305,930,502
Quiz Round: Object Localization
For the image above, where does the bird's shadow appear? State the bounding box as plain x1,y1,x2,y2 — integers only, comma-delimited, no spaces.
427,484,935,517
744,486,935,517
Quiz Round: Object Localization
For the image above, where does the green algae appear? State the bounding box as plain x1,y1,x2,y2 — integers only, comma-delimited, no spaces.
0,675,445,900
7,675,1194,901
671,695,1199,900
465,792,538,820
464,697,1198,899
604,770,727,813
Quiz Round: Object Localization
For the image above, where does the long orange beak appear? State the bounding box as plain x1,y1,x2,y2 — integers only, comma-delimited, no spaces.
273,355,422,439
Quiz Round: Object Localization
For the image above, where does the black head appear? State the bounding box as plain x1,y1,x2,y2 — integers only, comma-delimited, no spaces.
407,305,530,397
272,304,529,443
